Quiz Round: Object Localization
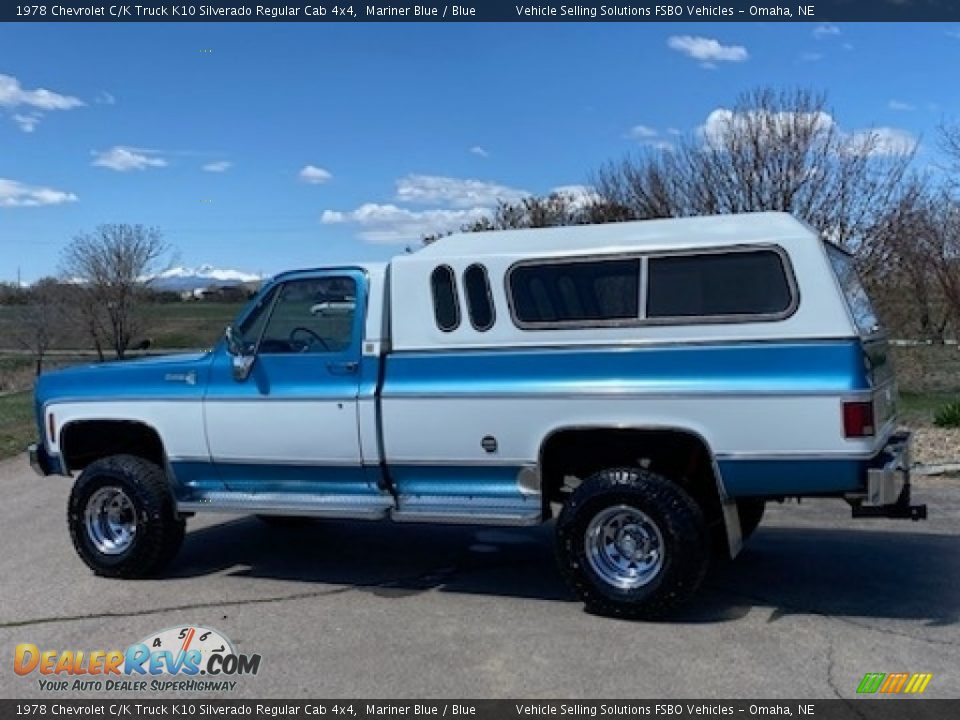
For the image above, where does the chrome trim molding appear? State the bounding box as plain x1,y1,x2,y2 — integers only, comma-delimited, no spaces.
390,509,541,527
178,492,393,520
715,450,879,461
189,457,365,468
381,388,873,401
386,457,531,467
388,335,862,355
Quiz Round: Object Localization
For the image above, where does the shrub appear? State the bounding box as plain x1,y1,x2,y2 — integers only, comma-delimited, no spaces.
934,401,960,428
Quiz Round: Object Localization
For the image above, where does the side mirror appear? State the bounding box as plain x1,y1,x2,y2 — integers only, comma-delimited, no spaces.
225,326,255,381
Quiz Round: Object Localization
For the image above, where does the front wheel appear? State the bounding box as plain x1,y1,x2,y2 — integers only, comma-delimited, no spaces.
556,467,709,619
68,455,185,578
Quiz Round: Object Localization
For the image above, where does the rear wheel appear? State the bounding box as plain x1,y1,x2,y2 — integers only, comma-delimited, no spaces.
68,455,184,578
556,467,709,619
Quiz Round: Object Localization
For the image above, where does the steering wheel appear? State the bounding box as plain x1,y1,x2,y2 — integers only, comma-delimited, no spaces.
289,326,330,352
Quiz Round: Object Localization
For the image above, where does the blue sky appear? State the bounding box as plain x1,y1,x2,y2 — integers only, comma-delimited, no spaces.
1,22,959,282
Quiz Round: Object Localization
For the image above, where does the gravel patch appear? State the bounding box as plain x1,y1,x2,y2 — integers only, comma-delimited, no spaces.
910,425,960,466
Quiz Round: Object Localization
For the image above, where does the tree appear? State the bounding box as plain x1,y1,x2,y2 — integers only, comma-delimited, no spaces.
15,278,67,375
60,224,172,360
422,190,631,244
593,87,913,250
861,178,951,341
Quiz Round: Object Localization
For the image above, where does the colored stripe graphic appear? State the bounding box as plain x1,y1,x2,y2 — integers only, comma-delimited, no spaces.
857,673,885,694
904,673,933,694
859,672,932,694
880,672,909,693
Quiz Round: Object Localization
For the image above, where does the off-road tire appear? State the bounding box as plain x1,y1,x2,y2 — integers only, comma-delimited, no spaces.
737,499,766,541
68,454,185,578
556,467,709,619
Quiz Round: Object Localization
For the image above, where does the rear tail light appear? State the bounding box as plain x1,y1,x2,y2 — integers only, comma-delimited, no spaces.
843,400,875,438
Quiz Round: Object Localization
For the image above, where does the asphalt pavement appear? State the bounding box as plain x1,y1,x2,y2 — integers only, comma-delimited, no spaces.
1,453,957,699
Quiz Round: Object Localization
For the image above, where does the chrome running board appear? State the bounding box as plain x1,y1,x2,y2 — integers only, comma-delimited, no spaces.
177,492,393,520
391,495,541,526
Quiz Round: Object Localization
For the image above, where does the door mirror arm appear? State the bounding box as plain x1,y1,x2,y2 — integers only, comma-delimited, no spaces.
225,326,255,381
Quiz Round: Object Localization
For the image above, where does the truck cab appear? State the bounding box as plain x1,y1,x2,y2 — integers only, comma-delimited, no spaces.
29,212,924,619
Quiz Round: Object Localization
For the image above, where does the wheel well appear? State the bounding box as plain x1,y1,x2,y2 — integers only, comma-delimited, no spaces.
539,428,723,520
60,420,166,473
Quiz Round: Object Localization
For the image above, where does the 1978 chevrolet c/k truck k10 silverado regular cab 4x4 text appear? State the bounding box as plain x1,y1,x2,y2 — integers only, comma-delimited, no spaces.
28,212,926,618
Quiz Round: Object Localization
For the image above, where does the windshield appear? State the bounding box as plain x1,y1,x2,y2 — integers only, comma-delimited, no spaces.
825,244,881,336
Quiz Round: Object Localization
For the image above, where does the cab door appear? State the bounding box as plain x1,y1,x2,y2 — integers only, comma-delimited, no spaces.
204,270,374,494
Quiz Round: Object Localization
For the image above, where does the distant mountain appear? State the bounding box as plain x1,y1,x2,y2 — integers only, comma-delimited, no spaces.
150,265,264,292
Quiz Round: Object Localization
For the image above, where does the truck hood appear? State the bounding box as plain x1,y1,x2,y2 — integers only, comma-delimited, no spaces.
35,351,213,411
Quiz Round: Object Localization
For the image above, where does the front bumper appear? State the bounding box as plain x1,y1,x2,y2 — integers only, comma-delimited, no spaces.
849,431,927,520
28,443,54,477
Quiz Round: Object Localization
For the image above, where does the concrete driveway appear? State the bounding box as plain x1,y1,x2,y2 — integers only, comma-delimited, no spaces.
1,453,958,699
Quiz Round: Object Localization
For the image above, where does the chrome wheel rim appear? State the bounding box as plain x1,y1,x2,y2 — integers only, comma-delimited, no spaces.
84,486,137,555
585,504,664,590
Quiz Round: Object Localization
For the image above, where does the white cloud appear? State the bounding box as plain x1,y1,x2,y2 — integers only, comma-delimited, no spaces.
92,146,167,171
13,113,40,132
299,165,332,184
0,178,78,208
203,160,232,172
627,124,658,139
0,73,84,110
848,127,918,156
469,145,489,158
625,125,676,150
799,52,824,62
667,35,748,67
551,184,601,209
321,203,489,244
95,91,116,105
700,108,835,145
888,100,915,112
395,174,529,208
699,107,916,158
813,24,841,38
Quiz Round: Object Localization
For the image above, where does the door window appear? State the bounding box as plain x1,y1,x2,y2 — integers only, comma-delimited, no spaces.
258,277,357,354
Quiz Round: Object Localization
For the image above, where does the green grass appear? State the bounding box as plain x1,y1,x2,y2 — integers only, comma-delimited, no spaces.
899,392,958,426
0,301,246,352
146,302,243,349
0,392,34,460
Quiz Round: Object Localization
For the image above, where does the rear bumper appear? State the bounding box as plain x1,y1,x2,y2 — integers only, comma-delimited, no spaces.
850,431,927,520
27,443,54,477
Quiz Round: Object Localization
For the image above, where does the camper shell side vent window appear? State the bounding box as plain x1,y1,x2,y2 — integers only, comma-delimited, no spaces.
430,265,461,332
463,263,496,332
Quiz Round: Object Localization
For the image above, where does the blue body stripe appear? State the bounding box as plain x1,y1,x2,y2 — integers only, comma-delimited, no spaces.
383,340,869,396
719,458,866,497
389,465,525,498
170,461,381,498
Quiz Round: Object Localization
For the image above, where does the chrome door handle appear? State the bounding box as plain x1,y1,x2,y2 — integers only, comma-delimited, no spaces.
327,361,359,375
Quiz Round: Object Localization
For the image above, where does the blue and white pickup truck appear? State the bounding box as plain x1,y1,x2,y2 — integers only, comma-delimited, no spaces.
29,212,924,618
